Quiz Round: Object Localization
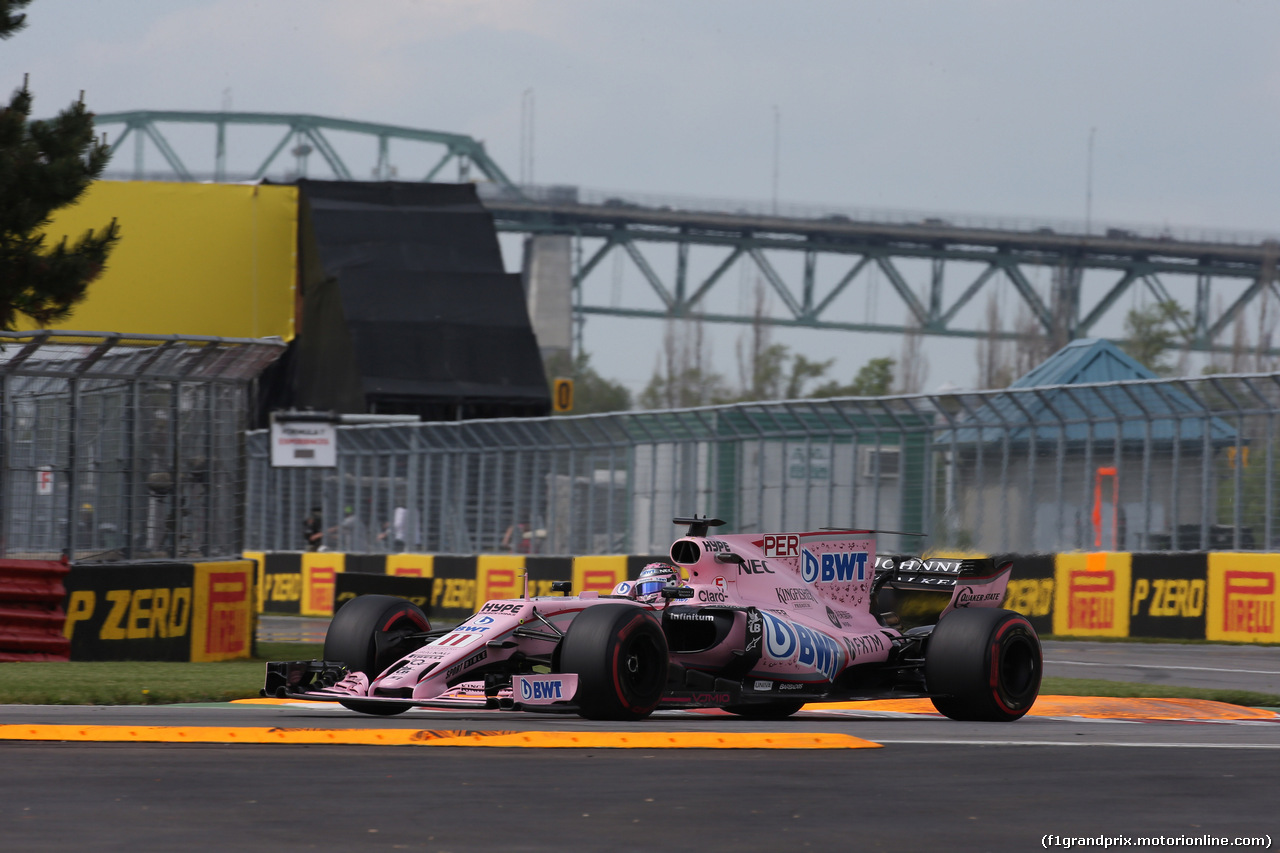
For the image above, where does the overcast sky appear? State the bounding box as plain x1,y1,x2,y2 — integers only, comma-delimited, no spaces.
8,0,1280,395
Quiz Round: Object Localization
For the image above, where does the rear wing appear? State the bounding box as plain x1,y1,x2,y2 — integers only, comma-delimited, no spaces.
877,556,1004,589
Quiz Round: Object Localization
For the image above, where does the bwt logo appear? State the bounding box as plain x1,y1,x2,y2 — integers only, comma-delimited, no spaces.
801,549,868,584
519,679,565,701
759,612,843,682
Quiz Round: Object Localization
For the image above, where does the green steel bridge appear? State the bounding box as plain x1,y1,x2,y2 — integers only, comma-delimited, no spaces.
95,110,1280,358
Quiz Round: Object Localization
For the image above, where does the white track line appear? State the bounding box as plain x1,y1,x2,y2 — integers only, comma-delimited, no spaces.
1047,660,1280,676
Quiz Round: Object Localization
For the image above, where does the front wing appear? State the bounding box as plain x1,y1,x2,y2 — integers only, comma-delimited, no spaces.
262,661,582,713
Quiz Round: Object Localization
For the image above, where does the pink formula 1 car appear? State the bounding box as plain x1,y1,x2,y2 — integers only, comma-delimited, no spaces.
264,517,1041,722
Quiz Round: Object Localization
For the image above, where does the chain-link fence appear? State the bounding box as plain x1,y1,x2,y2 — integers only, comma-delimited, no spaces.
246,372,1280,557
0,331,285,563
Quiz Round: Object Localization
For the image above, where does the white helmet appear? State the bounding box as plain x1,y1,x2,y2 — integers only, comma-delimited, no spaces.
635,562,682,604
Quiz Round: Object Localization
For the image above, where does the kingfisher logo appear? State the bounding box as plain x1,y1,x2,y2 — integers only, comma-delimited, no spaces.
801,549,868,584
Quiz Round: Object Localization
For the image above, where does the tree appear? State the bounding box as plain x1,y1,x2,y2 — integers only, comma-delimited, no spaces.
1,2,120,331
2,1,30,36
1121,300,1190,375
639,318,733,409
785,353,833,399
897,318,927,393
543,350,631,414
809,356,895,398
731,279,835,401
975,291,1015,389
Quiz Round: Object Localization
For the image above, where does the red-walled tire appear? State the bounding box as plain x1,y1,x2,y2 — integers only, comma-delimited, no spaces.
559,604,668,721
925,608,1041,722
323,594,431,716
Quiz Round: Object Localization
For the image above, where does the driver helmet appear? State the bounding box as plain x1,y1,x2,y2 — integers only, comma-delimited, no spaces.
635,562,683,604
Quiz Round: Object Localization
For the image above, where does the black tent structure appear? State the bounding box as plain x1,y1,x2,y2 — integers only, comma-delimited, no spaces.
260,181,550,422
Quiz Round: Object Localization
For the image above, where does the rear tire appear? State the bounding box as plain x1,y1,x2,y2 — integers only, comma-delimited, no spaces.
723,700,805,720
323,595,431,717
559,604,668,721
924,608,1040,722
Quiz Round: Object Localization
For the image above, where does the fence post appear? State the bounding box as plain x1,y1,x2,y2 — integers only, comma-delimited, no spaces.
66,376,80,561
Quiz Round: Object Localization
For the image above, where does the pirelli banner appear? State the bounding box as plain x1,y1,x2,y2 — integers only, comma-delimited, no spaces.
62,561,255,661
1207,553,1279,644
1043,551,1275,643
248,552,630,624
243,550,1279,643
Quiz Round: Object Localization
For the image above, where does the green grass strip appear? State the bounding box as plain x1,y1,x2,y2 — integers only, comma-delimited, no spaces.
1042,676,1280,709
0,643,316,706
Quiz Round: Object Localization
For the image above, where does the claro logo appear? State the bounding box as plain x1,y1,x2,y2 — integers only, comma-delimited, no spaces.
1222,571,1275,635
63,587,192,641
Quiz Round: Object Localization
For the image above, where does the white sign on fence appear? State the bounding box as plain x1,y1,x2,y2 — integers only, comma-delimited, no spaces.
36,465,54,496
271,422,337,467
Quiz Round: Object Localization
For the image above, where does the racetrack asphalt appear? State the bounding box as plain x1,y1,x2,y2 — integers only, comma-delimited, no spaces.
2,640,1278,851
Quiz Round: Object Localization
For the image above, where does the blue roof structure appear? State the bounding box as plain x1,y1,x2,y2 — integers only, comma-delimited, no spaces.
940,339,1237,449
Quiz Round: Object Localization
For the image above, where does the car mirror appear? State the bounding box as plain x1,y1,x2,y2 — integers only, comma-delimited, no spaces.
714,553,744,564
661,586,695,600
550,580,572,595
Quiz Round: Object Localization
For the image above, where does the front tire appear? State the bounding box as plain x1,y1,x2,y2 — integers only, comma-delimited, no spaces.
559,604,668,721
924,608,1040,722
323,595,431,717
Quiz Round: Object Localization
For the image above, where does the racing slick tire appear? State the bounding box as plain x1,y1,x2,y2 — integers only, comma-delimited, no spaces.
924,607,1041,722
323,594,431,717
723,700,806,720
558,604,668,721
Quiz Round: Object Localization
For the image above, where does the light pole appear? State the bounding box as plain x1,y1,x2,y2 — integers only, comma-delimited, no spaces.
1085,126,1096,236
771,105,780,215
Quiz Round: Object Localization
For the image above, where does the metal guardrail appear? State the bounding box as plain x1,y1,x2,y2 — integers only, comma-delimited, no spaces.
0,331,285,562
245,372,1280,557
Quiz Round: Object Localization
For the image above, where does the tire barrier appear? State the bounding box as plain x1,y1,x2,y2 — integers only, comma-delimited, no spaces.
242,550,1279,644
0,558,72,662
62,560,255,661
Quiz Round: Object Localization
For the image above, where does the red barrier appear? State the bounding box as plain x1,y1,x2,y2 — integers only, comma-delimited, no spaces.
0,558,71,661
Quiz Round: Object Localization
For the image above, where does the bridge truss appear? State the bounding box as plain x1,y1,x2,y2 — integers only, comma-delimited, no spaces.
95,110,518,187
484,186,1280,360
92,111,1280,360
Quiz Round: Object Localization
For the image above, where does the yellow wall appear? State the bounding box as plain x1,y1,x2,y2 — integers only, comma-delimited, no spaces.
27,181,297,340
1207,553,1280,643
1052,552,1132,638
